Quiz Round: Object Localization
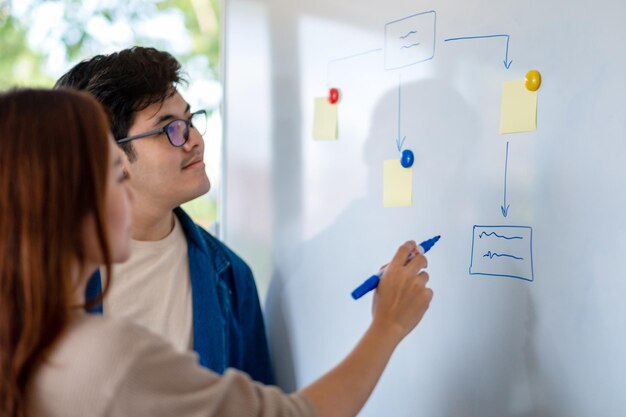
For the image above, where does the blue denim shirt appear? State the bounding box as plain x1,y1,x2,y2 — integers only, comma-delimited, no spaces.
85,207,275,385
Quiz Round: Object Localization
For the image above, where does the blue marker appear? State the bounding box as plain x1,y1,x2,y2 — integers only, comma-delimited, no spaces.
351,236,441,300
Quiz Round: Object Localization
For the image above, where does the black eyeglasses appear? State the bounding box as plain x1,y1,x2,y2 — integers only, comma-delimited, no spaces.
117,110,208,147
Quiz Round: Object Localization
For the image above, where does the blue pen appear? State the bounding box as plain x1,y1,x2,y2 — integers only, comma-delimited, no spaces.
351,236,441,300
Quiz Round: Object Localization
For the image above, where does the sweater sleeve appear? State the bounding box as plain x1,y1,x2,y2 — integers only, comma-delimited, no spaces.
106,326,315,417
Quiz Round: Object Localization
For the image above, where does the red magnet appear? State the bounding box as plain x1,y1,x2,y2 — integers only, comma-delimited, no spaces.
328,88,340,104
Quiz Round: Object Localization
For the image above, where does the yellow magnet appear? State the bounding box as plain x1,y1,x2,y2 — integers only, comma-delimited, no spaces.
525,70,542,91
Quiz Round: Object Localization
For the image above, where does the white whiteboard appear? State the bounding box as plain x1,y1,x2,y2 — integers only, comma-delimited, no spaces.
224,0,626,415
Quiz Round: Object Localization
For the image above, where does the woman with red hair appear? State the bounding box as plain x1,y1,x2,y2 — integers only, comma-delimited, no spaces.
0,88,433,417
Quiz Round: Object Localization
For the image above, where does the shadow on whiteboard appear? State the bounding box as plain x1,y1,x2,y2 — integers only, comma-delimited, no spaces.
265,75,554,416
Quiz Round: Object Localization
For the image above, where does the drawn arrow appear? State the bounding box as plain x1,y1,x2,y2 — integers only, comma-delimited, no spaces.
326,47,383,87
444,34,512,69
501,141,510,217
395,73,406,152
396,135,406,152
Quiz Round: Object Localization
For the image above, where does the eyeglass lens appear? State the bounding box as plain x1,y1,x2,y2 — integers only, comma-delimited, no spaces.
167,120,188,147
166,112,207,147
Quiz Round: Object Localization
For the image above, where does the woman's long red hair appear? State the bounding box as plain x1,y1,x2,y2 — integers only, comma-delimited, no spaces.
0,88,113,417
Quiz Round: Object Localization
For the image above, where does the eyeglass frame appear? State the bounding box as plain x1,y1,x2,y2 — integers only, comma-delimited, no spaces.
117,109,208,147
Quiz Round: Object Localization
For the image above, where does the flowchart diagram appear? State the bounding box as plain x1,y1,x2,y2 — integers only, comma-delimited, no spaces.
312,10,540,282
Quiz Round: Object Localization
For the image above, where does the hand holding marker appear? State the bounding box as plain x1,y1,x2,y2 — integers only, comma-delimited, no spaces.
351,236,441,300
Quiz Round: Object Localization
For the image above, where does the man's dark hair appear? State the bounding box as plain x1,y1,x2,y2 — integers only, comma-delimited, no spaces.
55,46,186,161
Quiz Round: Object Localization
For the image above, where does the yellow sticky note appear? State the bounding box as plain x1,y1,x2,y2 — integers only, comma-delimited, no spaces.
383,160,412,208
313,97,338,140
499,79,538,134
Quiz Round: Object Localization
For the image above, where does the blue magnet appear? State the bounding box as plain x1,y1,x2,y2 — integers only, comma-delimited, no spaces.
400,149,414,168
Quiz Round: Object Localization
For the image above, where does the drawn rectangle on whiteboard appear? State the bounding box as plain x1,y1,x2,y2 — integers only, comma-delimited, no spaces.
384,10,436,70
469,225,534,281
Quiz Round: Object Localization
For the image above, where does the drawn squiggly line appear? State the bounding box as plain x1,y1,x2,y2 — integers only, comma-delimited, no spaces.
401,42,421,49
479,232,523,240
400,30,417,39
483,251,524,260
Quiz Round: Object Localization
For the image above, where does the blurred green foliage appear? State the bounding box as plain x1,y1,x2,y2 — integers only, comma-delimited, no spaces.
0,0,221,88
0,3,53,87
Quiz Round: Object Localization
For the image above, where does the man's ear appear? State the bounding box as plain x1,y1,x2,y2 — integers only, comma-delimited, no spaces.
122,152,133,173
119,140,139,164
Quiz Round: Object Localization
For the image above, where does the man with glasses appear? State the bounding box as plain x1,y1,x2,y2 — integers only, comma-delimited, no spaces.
55,47,274,384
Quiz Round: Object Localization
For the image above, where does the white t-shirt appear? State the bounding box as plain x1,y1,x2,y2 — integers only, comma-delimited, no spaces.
102,215,193,352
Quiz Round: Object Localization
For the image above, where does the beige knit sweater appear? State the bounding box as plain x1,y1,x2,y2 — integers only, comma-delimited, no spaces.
28,314,315,417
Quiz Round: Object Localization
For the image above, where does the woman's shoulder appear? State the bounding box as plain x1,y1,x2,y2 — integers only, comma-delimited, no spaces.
60,314,163,362
29,315,169,417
